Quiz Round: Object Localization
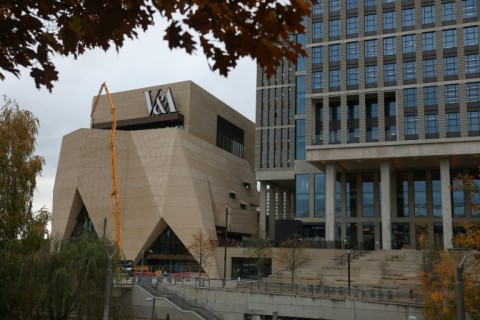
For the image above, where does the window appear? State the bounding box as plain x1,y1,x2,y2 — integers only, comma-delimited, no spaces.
452,171,465,217
468,111,480,132
312,1,323,15
442,2,456,22
347,67,359,86
422,32,436,51
414,171,427,216
217,116,245,158
402,8,415,27
423,59,437,79
442,29,457,48
443,56,458,77
383,11,395,30
446,112,461,133
347,42,359,60
312,47,323,65
365,0,376,7
424,86,438,106
403,61,416,81
405,115,418,136
403,34,416,53
365,40,377,58
445,84,459,104
467,82,480,102
404,88,417,108
383,0,394,3
314,174,325,217
365,65,378,84
295,174,309,217
329,69,341,88
312,71,323,89
425,114,439,135
383,37,396,56
329,0,340,13
329,44,340,63
347,16,359,35
347,0,358,10
396,173,409,217
463,0,478,19
365,14,377,33
296,76,306,115
422,5,435,25
384,63,396,82
465,54,480,75
329,19,340,37
367,101,378,118
464,26,479,46
312,22,323,40
362,177,375,217
348,103,360,120
295,119,305,159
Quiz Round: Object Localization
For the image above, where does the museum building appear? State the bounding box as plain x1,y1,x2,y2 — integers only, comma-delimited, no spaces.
52,81,259,277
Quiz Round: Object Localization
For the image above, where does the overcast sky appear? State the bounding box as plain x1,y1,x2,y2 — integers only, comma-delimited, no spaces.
1,21,257,214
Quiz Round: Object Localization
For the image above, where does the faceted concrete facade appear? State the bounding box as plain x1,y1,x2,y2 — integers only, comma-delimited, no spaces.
52,81,258,278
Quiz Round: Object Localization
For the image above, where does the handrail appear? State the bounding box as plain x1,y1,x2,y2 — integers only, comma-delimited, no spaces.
334,248,367,266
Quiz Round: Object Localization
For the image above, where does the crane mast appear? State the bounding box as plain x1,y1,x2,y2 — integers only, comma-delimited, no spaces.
91,83,121,253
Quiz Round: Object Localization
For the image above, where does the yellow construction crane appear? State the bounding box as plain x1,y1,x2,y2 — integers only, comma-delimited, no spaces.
91,82,121,254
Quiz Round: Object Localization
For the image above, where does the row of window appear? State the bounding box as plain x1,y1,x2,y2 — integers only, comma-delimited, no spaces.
313,28,479,55
312,65,480,91
313,0,477,16
313,1,477,28
404,110,480,136
314,11,478,40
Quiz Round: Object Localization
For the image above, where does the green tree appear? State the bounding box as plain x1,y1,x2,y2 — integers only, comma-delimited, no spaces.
276,236,311,286
243,233,272,280
1,0,312,91
0,96,49,319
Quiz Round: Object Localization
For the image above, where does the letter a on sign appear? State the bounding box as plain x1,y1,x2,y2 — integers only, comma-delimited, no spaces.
144,88,178,116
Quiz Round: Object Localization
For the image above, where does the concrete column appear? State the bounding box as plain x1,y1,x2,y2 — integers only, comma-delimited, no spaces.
259,182,267,237
440,158,453,249
325,163,336,241
380,161,392,250
268,185,276,241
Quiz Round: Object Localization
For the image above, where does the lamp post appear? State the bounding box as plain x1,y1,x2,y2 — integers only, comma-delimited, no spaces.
223,203,229,287
151,280,158,320
141,249,145,280
448,248,468,320
456,253,467,320
103,242,117,320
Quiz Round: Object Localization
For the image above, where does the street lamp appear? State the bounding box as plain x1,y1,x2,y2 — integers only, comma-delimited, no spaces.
103,242,117,320
456,253,468,320
223,203,230,287
449,248,469,320
151,280,158,320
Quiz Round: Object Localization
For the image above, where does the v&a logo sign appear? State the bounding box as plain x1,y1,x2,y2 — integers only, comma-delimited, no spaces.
143,88,178,116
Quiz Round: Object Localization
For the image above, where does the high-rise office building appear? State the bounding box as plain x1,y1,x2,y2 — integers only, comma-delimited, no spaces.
256,0,480,250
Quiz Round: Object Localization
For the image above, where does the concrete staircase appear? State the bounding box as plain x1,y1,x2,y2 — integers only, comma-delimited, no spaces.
268,249,421,292
139,279,221,320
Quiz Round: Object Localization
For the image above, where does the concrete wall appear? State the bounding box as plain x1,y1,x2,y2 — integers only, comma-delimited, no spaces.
148,286,423,320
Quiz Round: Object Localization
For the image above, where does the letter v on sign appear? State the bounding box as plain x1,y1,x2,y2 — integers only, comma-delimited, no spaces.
143,88,178,116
